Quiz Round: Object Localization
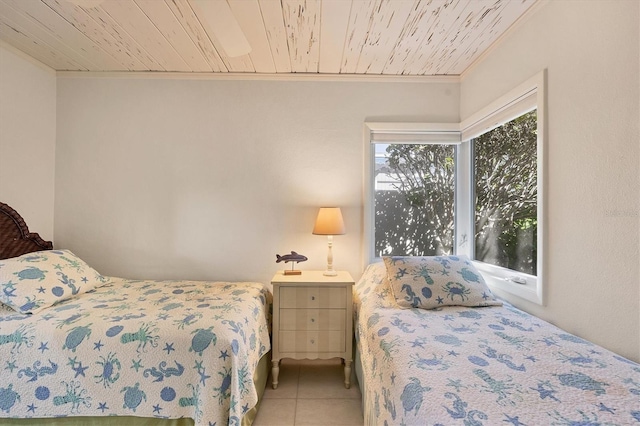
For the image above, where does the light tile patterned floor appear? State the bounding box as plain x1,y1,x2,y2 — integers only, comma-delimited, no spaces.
253,359,364,426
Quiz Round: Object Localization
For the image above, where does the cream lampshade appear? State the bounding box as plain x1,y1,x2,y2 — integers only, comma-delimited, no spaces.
312,207,346,276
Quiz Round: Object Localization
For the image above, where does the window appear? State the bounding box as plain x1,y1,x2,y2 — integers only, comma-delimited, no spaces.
373,143,456,257
473,109,538,276
364,71,545,304
363,123,461,262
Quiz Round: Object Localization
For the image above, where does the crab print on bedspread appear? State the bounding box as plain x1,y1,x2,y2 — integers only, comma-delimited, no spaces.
383,255,502,310
0,278,271,425
354,262,640,425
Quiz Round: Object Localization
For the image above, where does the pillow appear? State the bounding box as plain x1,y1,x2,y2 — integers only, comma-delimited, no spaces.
383,255,501,310
0,249,109,314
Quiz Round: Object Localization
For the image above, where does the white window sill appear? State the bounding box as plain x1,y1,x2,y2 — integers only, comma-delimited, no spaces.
472,260,543,305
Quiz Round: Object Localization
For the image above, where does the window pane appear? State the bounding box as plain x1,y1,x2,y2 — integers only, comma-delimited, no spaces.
374,143,455,257
474,110,537,275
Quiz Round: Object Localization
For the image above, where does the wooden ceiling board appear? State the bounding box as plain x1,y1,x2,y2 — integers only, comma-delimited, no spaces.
3,0,123,70
383,0,451,75
69,1,163,70
189,0,254,72
164,0,226,73
42,0,147,71
258,0,291,73
99,0,191,71
423,0,506,74
210,42,254,73
0,0,538,76
318,0,351,74
439,0,531,75
0,17,83,70
340,0,377,74
418,0,482,75
135,0,212,72
399,0,471,75
354,0,415,74
0,0,92,69
228,0,275,73
282,0,321,73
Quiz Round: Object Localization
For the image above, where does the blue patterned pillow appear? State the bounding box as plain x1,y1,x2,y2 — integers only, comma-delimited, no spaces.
383,255,501,310
0,250,109,314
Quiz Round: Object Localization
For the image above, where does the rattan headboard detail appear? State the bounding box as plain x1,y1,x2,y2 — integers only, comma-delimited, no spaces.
0,202,53,260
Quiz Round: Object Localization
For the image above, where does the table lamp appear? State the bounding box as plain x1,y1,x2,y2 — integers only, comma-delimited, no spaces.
312,207,346,276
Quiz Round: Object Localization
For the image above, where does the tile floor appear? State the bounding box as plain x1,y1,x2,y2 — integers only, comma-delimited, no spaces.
253,358,364,426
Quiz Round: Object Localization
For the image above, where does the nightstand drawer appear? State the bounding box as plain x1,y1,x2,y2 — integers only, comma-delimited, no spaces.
280,308,346,331
279,331,345,353
280,287,346,308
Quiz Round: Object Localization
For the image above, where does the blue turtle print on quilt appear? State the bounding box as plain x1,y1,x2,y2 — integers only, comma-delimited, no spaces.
0,278,271,425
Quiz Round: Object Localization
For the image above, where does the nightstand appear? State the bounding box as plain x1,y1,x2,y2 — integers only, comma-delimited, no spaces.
271,270,355,389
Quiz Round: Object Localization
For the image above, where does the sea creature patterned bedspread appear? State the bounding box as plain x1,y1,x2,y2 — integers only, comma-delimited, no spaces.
0,278,271,425
354,262,640,426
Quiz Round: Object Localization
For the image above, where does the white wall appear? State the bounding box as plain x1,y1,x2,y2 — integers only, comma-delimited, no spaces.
55,77,459,285
0,43,56,241
461,0,640,362
10,0,637,364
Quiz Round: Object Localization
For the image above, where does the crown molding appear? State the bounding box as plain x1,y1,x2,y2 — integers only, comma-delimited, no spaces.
56,70,460,84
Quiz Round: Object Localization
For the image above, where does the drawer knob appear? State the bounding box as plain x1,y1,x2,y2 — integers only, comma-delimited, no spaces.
311,296,316,301
310,339,315,344
311,318,315,323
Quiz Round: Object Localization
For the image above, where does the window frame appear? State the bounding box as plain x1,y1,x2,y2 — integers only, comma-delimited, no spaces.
363,123,461,267
460,70,546,305
364,70,546,305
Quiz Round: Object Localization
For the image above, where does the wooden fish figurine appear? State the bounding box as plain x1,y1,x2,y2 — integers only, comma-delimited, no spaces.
276,251,308,264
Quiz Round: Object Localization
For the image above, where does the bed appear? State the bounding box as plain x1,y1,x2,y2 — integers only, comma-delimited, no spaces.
0,202,271,426
354,258,640,426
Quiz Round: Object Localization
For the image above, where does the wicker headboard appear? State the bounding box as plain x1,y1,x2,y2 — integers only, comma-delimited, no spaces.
0,202,53,260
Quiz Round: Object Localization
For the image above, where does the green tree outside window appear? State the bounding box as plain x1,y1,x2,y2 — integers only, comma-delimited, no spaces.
374,110,537,275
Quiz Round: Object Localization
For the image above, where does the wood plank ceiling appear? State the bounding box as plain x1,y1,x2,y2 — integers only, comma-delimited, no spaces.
0,0,537,76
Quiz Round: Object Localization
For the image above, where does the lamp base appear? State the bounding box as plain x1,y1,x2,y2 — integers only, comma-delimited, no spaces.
323,270,338,276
